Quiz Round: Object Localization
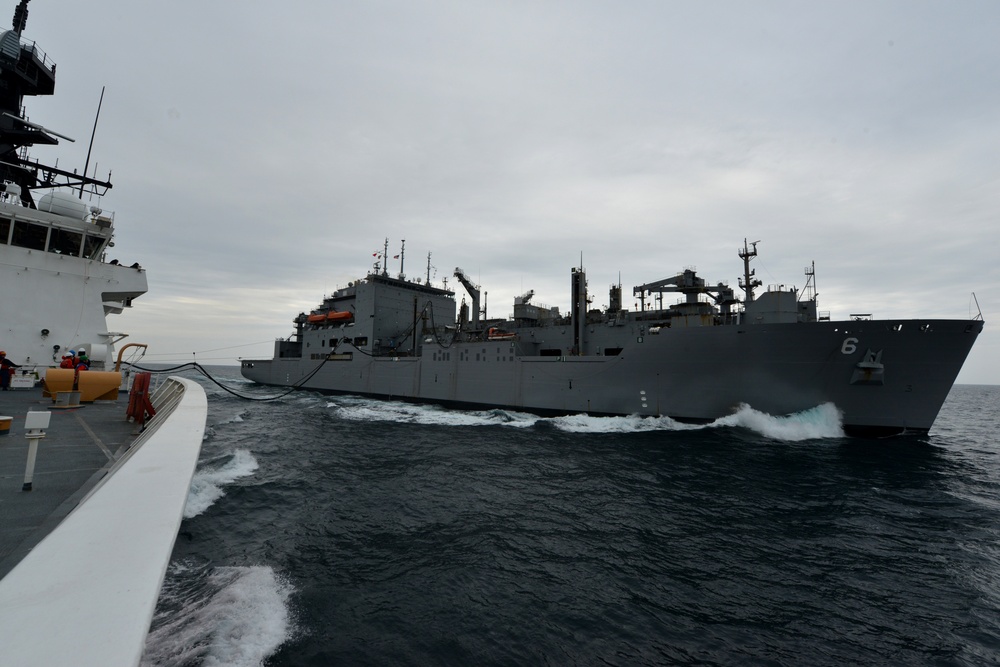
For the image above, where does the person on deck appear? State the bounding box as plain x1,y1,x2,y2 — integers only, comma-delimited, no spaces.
71,351,89,391
0,351,21,390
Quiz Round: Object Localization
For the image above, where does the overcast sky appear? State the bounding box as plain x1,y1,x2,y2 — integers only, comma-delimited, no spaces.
19,1,999,383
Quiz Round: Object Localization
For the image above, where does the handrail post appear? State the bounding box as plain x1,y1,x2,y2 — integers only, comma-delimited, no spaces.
21,411,52,491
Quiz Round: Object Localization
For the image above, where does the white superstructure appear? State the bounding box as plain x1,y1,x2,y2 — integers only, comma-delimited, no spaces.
0,191,147,372
0,8,148,374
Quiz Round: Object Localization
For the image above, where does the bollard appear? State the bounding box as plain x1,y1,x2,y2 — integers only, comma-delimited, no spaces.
22,411,51,492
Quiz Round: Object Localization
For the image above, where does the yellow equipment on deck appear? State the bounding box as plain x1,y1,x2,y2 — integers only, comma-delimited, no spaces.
43,368,122,402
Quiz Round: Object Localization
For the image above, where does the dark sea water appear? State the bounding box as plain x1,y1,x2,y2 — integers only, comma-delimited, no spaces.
140,368,1000,666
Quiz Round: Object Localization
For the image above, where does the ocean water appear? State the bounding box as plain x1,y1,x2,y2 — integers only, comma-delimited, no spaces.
141,368,1000,666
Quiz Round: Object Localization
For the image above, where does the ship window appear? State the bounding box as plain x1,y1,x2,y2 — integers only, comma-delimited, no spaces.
353,337,368,347
11,220,47,250
82,233,104,259
0,217,10,243
48,228,83,256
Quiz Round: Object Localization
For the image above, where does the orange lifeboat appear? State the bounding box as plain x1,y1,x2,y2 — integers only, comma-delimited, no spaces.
487,327,515,340
307,311,354,324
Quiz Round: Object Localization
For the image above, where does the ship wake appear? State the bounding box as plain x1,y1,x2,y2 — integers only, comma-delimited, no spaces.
326,398,541,428
547,403,844,440
142,563,295,667
184,449,260,519
326,397,844,441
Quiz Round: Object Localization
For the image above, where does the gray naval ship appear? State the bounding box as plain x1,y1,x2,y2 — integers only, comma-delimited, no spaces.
242,240,984,437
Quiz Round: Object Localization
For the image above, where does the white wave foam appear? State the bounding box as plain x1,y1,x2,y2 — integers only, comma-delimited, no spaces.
328,399,540,428
142,565,295,667
184,449,259,519
549,404,843,440
549,413,697,433
216,411,246,425
711,402,845,441
326,397,843,440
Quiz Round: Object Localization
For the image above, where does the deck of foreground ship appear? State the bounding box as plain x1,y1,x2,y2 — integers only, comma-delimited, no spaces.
0,377,207,667
0,387,142,577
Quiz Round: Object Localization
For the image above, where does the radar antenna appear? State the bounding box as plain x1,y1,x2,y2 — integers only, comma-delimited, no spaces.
12,0,29,35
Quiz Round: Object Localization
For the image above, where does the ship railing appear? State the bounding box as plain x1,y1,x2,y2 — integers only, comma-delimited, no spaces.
670,294,713,305
89,209,116,228
78,377,206,502
16,37,55,73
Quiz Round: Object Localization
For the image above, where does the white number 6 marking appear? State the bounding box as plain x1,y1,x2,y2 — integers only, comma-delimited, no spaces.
841,337,858,355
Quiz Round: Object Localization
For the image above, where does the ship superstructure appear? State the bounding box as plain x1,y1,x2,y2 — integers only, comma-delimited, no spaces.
0,2,145,373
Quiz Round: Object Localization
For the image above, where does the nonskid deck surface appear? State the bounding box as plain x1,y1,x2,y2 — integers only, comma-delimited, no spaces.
0,387,139,579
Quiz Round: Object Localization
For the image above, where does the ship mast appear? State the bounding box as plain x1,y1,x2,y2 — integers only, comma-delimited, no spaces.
738,239,762,303
801,261,817,304
12,0,27,35
0,1,113,208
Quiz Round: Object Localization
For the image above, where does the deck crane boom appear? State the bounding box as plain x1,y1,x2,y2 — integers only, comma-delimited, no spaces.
453,267,481,329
